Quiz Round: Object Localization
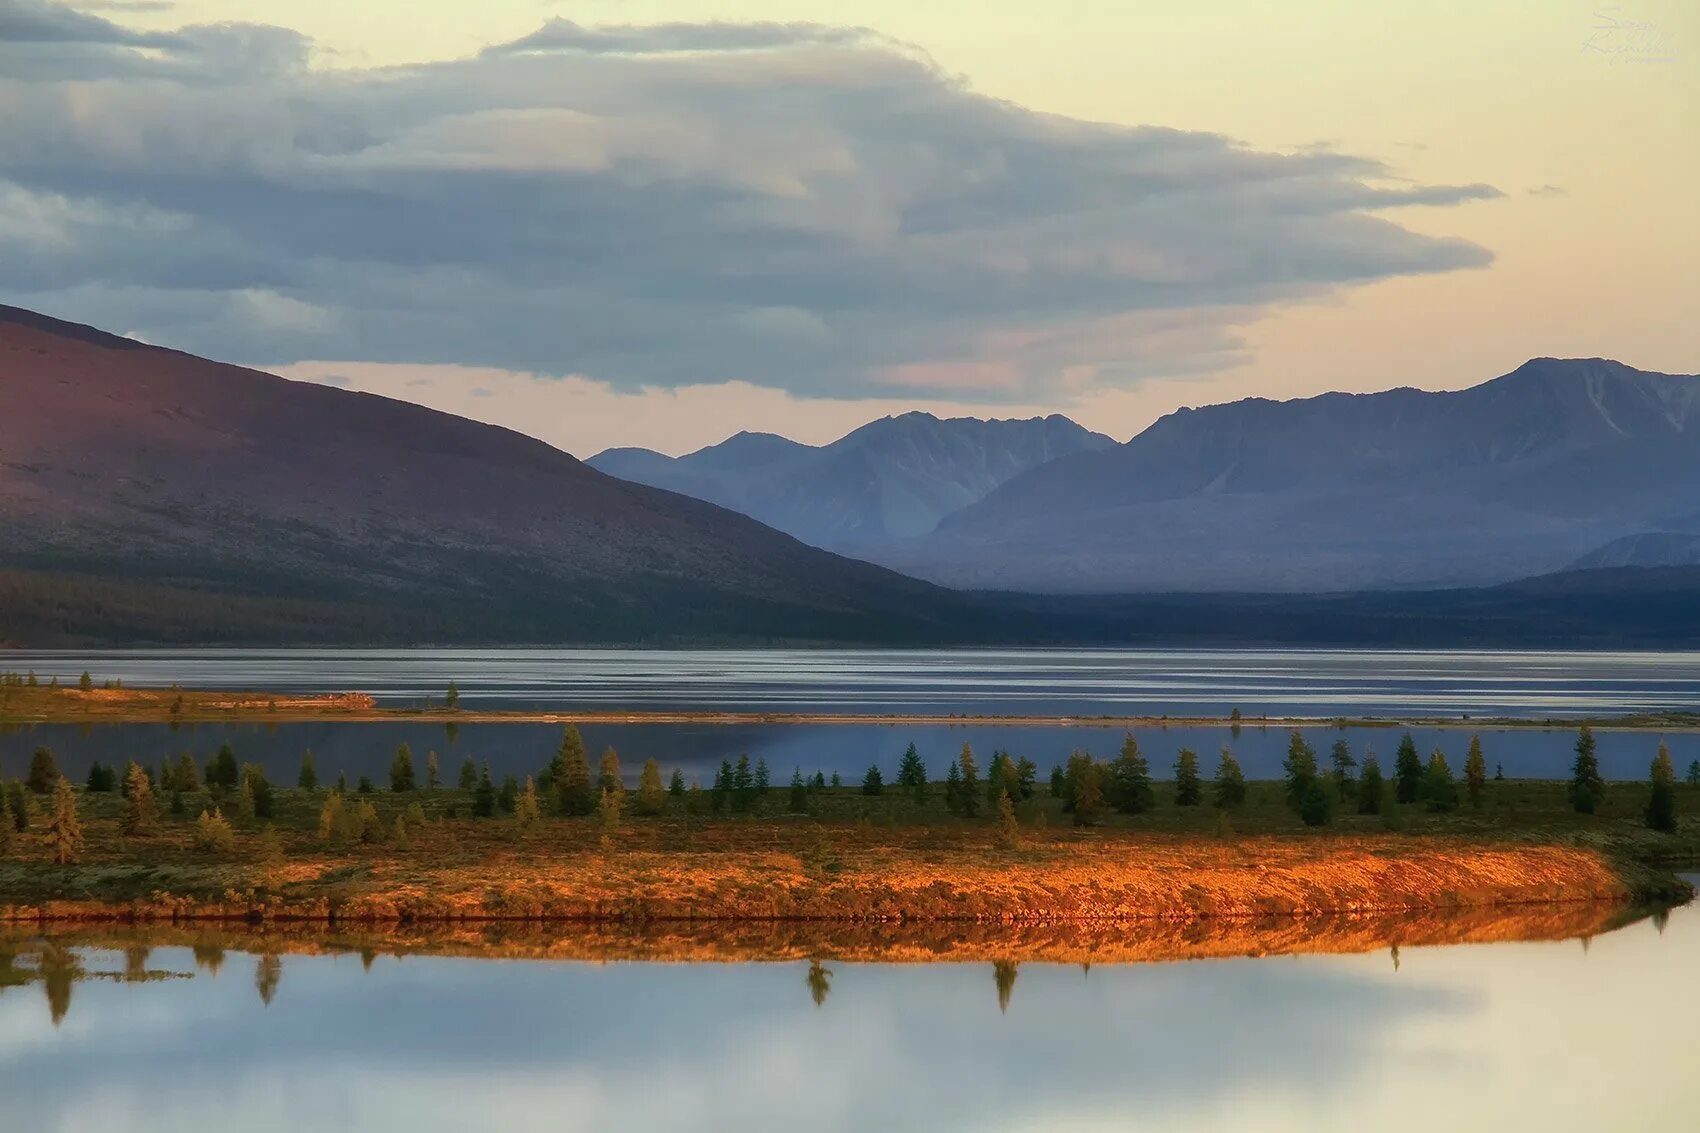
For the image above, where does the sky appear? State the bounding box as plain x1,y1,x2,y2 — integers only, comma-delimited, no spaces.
2,1,1695,455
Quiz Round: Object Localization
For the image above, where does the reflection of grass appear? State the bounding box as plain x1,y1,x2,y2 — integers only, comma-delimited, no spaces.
0,779,1692,923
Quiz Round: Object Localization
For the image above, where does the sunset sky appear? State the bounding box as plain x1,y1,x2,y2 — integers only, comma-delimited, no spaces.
3,0,1695,454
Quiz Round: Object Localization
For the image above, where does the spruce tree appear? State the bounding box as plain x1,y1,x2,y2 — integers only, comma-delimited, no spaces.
861,764,884,796
1109,734,1153,815
46,777,84,864
1298,779,1333,827
458,756,477,791
812,770,826,790
1174,748,1202,806
1049,765,1066,798
1212,748,1247,809
208,743,239,792
299,750,319,791
555,735,594,816
957,745,980,817
1463,736,1487,805
711,759,733,813
85,761,116,793
731,754,754,810
1646,742,1678,834
390,744,416,792
830,772,842,788
945,758,964,812
1013,756,1038,801
1569,725,1605,815
637,759,665,816
985,752,1009,805
1422,750,1458,812
27,747,60,794
1329,739,1357,801
122,761,158,835
789,767,809,813
498,775,519,814
1358,754,1385,815
669,769,686,798
0,791,12,856
753,758,771,803
175,752,200,793
896,744,927,802
1688,760,1700,788
472,763,496,817
1282,730,1319,813
1393,733,1423,804
6,781,28,831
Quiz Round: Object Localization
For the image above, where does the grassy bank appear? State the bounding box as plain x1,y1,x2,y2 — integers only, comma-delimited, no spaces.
0,778,1691,925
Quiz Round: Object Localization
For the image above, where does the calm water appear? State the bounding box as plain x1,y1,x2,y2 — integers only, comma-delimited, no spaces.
3,893,1696,1132
8,647,1700,716
3,720,1694,785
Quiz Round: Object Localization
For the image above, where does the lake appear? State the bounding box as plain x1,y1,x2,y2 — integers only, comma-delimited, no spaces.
3,889,1695,1132
4,719,1695,786
8,647,1700,716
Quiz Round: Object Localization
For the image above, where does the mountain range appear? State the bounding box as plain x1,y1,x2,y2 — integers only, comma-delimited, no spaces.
3,303,1697,647
860,358,1700,592
588,414,1113,551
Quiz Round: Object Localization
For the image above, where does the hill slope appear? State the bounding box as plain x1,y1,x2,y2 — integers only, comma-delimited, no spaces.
588,412,1113,549
0,305,978,643
868,359,1700,592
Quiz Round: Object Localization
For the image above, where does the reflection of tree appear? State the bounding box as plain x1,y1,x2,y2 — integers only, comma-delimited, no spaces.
193,941,226,977
993,959,1019,1014
255,953,282,1006
124,945,152,983
806,959,833,1007
40,943,82,1027
1652,908,1670,936
445,721,460,746
360,948,377,972
1390,944,1400,973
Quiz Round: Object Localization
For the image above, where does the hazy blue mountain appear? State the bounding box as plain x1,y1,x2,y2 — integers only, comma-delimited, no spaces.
866,359,1700,592
1569,532,1700,570
588,412,1115,549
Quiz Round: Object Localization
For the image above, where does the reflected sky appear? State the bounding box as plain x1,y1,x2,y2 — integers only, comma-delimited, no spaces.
7,647,1700,717
3,896,1696,1132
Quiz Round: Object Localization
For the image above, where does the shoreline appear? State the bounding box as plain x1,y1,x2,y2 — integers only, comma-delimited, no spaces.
3,686,1697,732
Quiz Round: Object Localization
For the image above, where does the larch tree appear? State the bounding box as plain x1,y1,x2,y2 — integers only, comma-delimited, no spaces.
121,761,158,835
46,777,84,864
515,776,543,830
1463,736,1487,805
1422,750,1459,812
957,745,980,817
637,758,665,816
555,731,594,816
298,750,319,791
598,748,625,808
426,750,440,789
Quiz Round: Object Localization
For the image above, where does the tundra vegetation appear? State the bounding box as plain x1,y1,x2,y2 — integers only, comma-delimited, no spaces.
0,723,1691,923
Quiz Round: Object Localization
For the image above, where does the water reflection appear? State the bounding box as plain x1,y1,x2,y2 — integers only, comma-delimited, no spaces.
1,897,1696,1132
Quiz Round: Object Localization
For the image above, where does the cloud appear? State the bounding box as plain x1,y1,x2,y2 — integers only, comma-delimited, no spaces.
1527,184,1567,197
0,2,1501,402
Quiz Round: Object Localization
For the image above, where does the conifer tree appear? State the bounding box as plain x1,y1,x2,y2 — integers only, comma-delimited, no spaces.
175,752,200,793
1646,742,1678,834
1329,739,1357,801
1393,733,1423,804
122,761,158,835
1358,754,1385,815
473,763,496,817
498,775,519,814
1422,750,1459,812
732,754,754,810
1569,725,1605,815
1109,734,1153,814
444,681,461,711
79,670,94,692
1298,779,1333,826
1174,748,1202,806
711,759,733,813
7,781,28,831
789,767,809,813
598,748,625,807
957,745,980,817
598,785,623,834
27,747,60,794
426,751,440,789
357,775,374,795
193,807,236,854
861,764,884,796
1282,731,1319,813
985,752,1008,805
0,791,11,857
209,743,241,792
46,777,84,864
1013,756,1038,801
637,758,665,816
996,790,1020,849
246,764,275,819
516,776,543,830
812,770,827,790
318,793,345,843
945,758,964,812
830,772,842,788
298,750,319,791
896,744,928,802
754,757,770,799
1049,765,1066,798
669,769,687,798
1066,752,1103,825
390,743,416,792
555,733,594,816
1213,748,1247,809
458,756,478,791
85,761,116,793
1463,736,1487,805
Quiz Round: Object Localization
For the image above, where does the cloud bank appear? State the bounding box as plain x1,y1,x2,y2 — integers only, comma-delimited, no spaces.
0,3,1500,400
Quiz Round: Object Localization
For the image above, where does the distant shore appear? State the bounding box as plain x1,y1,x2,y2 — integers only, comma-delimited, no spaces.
3,683,1697,732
